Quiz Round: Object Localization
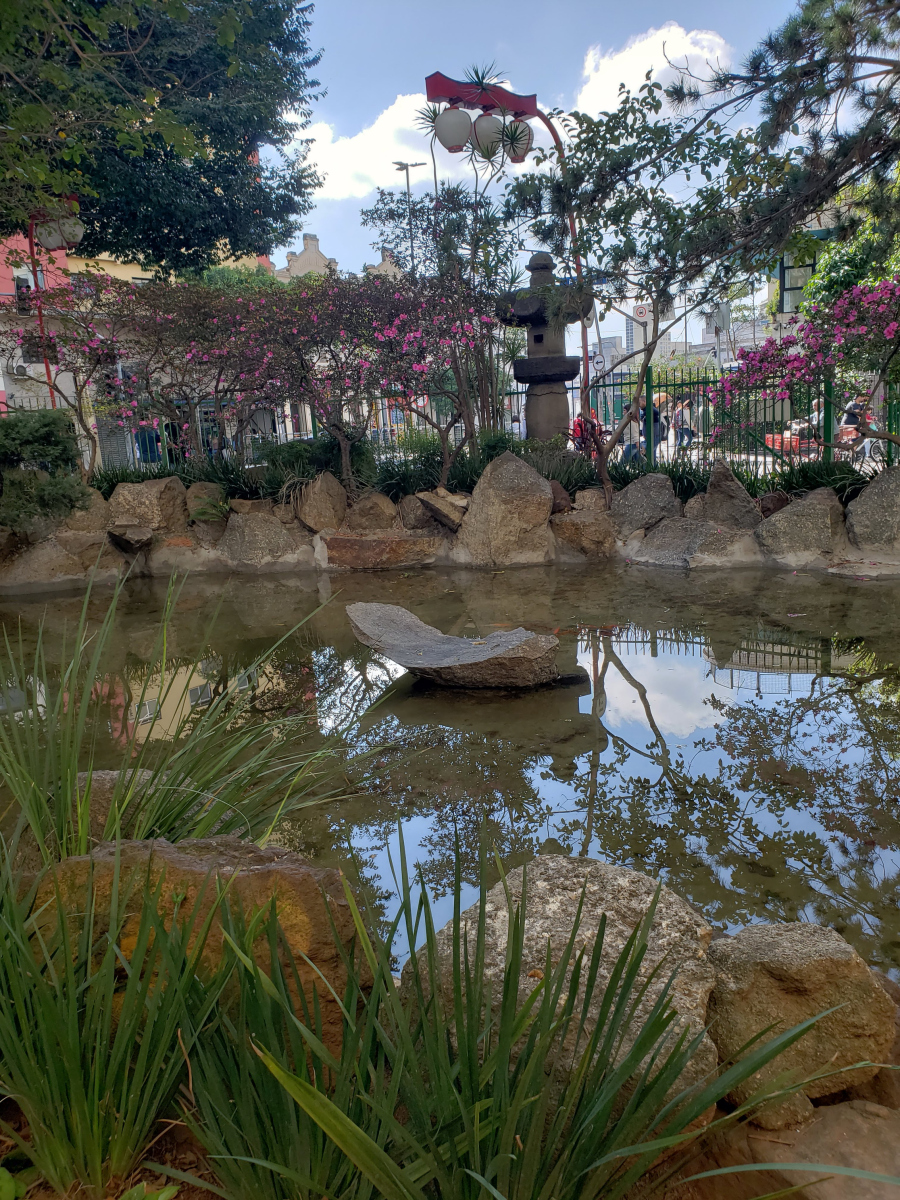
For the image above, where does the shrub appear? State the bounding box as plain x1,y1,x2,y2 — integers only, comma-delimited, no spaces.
0,410,89,532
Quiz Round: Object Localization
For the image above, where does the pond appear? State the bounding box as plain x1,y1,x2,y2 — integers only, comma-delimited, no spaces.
3,564,900,972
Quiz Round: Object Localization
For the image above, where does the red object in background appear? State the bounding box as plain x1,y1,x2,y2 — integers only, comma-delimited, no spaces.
425,72,539,117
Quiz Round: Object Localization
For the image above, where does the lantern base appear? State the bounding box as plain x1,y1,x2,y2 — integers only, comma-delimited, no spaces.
524,382,570,442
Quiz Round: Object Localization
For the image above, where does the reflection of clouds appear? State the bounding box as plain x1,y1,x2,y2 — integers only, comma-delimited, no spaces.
580,648,729,739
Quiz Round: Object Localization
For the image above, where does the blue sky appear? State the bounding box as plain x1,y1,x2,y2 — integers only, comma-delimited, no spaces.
280,0,797,340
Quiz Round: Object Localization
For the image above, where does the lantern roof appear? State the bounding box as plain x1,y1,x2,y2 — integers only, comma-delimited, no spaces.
425,72,539,119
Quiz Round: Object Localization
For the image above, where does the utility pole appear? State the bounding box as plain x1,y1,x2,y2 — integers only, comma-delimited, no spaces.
393,161,426,277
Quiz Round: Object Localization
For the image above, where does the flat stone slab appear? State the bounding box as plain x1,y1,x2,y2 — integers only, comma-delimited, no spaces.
346,602,558,688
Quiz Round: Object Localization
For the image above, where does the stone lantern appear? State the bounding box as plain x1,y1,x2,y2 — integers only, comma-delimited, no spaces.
497,252,591,441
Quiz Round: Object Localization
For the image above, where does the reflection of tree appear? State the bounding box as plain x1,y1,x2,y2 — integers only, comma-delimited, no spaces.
552,634,900,973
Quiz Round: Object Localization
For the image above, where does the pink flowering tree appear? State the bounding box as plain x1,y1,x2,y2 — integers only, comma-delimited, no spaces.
0,275,147,477
710,277,900,453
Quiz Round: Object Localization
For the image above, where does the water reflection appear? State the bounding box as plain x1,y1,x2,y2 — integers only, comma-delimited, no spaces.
2,566,899,971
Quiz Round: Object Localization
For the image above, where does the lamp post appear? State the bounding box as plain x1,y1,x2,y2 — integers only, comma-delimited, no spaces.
25,201,85,409
425,72,592,422
393,161,426,277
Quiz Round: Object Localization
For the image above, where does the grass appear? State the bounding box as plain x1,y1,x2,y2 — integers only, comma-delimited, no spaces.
0,855,226,1198
0,577,353,865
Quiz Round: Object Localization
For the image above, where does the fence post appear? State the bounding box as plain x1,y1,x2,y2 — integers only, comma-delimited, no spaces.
823,379,834,464
645,364,655,464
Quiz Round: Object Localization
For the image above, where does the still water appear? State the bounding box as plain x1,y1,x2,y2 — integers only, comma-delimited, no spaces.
4,565,900,971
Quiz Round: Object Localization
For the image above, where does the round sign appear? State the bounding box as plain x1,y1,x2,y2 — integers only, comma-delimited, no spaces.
633,304,648,319
592,353,605,369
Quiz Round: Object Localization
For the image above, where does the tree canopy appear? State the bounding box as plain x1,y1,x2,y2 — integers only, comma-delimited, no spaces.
0,0,322,268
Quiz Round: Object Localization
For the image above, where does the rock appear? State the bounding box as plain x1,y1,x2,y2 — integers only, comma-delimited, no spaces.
107,477,189,532
272,503,296,524
297,472,348,532
0,526,18,561
672,1100,900,1200
847,972,900,1109
609,473,683,539
755,489,844,566
229,497,273,515
630,518,760,568
759,491,791,519
322,532,447,570
454,452,554,566
398,494,436,530
0,538,91,590
707,923,896,1117
107,525,154,556
550,510,617,558
406,856,716,1093
688,460,762,530
846,467,900,553
218,511,313,568
416,490,467,532
347,601,559,687
573,488,608,512
343,490,398,533
28,837,368,1056
64,487,110,532
549,479,572,513
186,481,225,521
56,530,120,571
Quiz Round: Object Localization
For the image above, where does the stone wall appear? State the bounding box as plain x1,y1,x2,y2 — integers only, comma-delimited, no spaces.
3,458,900,591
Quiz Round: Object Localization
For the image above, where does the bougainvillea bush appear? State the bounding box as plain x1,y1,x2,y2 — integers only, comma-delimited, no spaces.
710,276,900,447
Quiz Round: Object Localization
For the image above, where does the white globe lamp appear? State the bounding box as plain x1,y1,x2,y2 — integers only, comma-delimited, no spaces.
472,112,503,155
434,106,472,153
502,118,534,163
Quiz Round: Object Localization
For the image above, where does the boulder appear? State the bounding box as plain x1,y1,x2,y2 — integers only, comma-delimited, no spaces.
573,488,608,512
630,518,760,568
322,532,447,570
759,491,791,519
64,487,110,532
56,530,120,571
672,1100,900,1200
0,538,91,590
297,472,348,533
454,452,554,566
107,476,189,532
107,525,154,556
707,923,896,1117
343,490,398,533
846,468,900,554
754,489,844,566
347,601,559,687
416,490,468,532
609,473,683,540
687,460,762,530
28,837,367,1056
398,494,437,531
550,510,617,558
272,502,297,524
229,497,273,515
550,479,572,513
405,856,716,1092
218,511,313,568
186,481,225,521
848,972,900,1110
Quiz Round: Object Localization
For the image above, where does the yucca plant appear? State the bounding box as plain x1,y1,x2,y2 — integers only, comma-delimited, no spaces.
179,901,389,1200
0,577,352,864
0,851,227,1198
252,842,900,1200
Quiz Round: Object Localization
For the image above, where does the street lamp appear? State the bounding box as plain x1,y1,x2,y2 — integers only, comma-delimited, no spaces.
423,72,592,418
393,161,426,277
27,199,85,409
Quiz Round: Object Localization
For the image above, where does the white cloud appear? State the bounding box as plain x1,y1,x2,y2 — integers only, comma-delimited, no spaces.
588,650,726,740
576,22,731,117
300,94,449,202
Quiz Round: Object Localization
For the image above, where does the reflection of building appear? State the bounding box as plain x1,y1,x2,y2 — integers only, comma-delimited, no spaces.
128,660,264,743
275,233,337,282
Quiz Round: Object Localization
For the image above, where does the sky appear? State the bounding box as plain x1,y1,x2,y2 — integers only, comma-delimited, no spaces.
276,0,798,343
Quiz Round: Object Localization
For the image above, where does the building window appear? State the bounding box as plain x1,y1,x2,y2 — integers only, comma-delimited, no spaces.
779,252,816,314
189,682,212,707
20,334,58,365
131,698,160,724
132,277,150,287
235,669,258,693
